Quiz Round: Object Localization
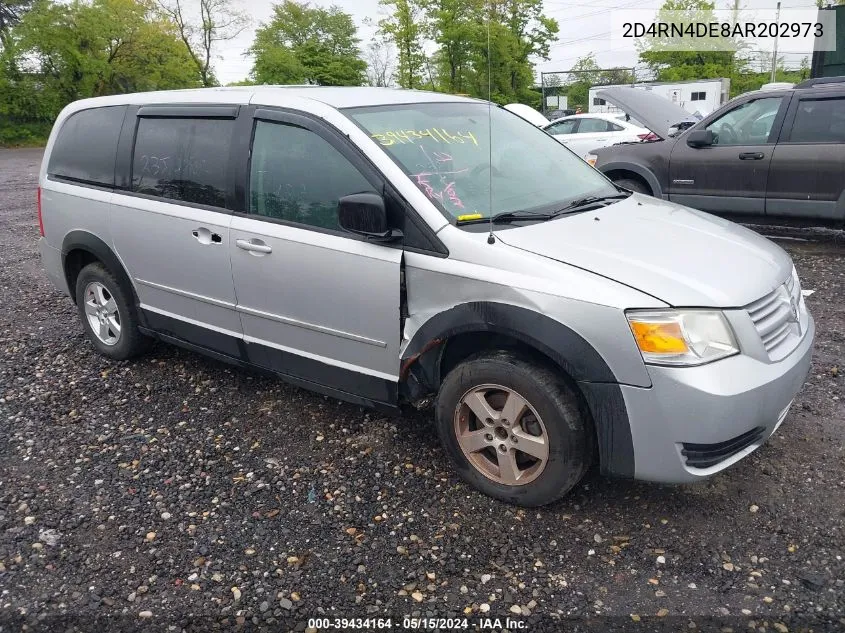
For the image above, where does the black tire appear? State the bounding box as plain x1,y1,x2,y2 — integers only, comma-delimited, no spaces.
435,351,593,506
614,177,651,195
75,262,150,361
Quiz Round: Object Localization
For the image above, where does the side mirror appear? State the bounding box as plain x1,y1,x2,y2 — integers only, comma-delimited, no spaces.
337,193,402,242
686,129,714,148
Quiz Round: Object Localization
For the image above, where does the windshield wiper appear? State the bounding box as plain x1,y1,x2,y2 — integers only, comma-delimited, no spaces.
456,192,630,225
456,210,555,225
552,192,630,215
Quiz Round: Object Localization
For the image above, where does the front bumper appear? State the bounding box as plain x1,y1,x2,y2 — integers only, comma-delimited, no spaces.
622,315,815,483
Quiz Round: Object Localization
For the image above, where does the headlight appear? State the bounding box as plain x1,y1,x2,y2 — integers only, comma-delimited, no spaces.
585,153,598,167
626,309,739,366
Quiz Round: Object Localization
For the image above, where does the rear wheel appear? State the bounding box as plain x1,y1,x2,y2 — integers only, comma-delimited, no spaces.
614,177,650,195
435,351,593,506
75,262,150,360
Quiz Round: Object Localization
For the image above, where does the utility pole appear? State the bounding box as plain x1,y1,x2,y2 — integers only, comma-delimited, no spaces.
540,72,547,116
770,1,781,82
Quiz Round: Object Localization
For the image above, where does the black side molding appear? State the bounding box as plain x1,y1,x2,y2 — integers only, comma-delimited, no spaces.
61,230,137,304
140,309,399,413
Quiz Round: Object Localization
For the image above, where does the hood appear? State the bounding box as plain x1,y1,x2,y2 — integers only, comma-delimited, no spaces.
496,195,792,307
596,87,698,139
503,103,549,127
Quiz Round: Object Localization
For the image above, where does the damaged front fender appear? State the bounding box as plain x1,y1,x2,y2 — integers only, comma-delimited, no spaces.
399,301,636,478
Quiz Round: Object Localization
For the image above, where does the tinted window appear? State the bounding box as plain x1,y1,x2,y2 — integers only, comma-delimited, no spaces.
706,97,782,145
48,106,126,186
608,122,624,132
249,120,375,231
577,118,610,133
790,98,845,143
132,117,234,208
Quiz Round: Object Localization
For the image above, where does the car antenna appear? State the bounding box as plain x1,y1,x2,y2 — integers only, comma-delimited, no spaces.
486,4,495,246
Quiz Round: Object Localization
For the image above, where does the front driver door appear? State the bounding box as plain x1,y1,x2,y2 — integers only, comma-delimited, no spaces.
668,95,788,214
229,110,402,406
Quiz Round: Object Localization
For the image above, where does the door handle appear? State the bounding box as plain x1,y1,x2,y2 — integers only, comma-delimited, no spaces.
192,227,222,245
738,152,764,160
235,238,272,254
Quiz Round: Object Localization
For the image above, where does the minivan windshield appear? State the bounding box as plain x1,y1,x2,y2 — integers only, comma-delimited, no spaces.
345,102,619,224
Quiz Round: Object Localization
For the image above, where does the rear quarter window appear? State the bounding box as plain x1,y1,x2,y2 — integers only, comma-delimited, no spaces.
47,106,127,187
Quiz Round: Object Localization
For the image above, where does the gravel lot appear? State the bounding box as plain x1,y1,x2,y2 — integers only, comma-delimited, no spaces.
1,148,844,632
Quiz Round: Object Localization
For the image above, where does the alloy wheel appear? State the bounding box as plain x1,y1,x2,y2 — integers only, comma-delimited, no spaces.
84,281,121,346
453,384,549,486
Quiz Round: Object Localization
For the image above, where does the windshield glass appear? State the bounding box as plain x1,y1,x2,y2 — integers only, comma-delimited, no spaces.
345,102,617,223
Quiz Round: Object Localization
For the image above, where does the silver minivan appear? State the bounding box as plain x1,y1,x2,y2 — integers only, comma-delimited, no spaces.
38,87,814,506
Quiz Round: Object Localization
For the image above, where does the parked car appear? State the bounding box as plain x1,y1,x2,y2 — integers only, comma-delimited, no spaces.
589,78,845,222
542,113,652,160
545,108,576,120
502,103,549,127
39,87,813,506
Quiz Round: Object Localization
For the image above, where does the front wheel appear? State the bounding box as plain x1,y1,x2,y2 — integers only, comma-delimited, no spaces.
435,351,593,506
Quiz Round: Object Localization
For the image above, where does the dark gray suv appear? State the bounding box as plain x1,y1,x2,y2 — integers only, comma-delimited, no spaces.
590,78,845,223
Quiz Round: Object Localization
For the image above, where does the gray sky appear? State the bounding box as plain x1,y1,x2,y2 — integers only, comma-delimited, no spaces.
214,0,822,85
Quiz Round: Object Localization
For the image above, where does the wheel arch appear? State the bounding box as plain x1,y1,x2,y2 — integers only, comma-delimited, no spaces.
600,161,663,198
401,302,635,478
61,231,137,307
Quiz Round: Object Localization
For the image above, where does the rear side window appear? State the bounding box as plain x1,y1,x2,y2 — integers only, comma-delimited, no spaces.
790,97,845,143
131,117,235,208
577,118,611,133
48,106,127,187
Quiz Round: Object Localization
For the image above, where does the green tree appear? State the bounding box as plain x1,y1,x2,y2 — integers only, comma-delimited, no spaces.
468,0,558,103
378,0,427,89
0,0,34,48
562,53,600,110
427,0,481,93
158,0,249,87
3,0,201,123
501,0,557,95
363,34,396,87
560,54,634,111
599,67,634,85
250,1,365,85
637,0,741,82
377,0,556,100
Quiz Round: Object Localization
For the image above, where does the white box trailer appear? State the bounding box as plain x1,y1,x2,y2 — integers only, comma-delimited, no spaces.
589,78,730,118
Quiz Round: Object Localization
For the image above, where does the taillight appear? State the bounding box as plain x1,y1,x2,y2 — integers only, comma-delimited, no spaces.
37,187,45,236
637,133,659,141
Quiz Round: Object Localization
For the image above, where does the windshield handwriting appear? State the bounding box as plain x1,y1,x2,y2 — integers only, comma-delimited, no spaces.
372,129,478,146
409,144,468,209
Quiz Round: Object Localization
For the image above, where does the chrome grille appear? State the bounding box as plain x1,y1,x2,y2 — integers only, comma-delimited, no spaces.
745,271,806,361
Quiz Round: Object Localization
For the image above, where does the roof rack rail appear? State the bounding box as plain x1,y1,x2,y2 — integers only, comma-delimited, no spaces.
794,76,845,89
